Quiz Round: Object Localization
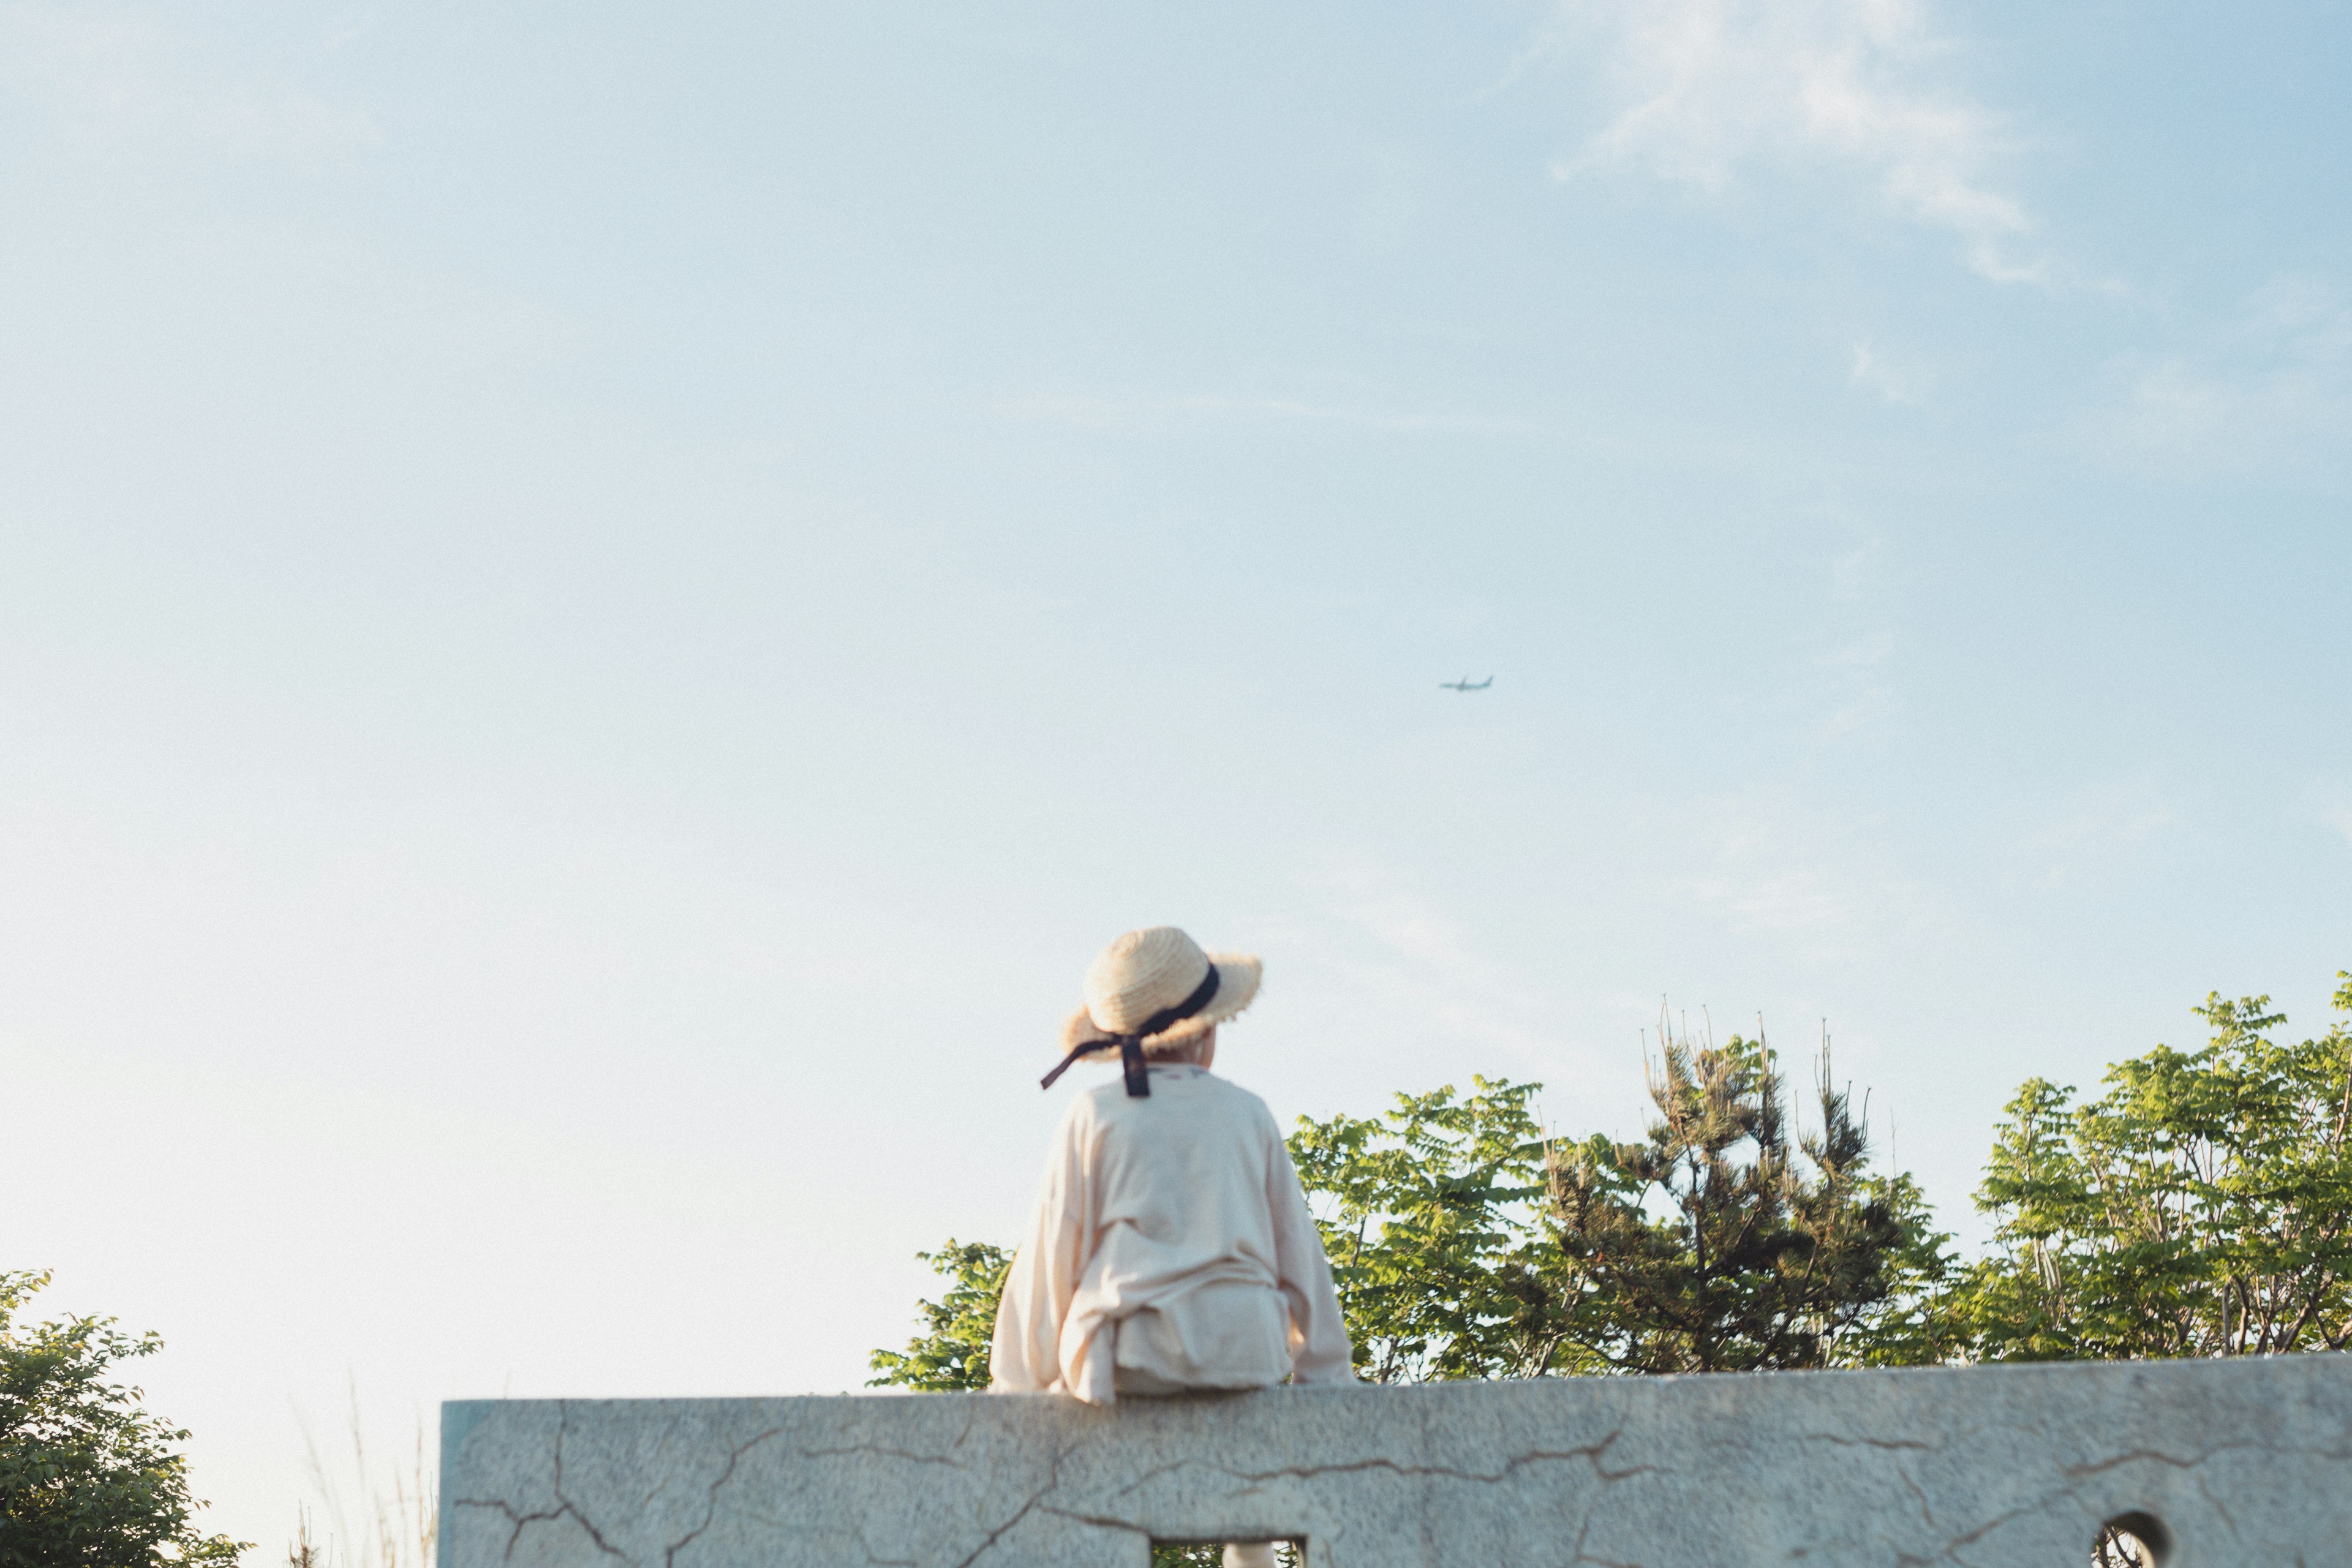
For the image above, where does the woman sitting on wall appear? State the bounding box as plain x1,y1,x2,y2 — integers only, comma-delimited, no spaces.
990,927,1356,1567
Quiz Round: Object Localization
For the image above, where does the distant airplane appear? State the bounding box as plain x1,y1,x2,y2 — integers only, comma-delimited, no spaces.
1440,676,1494,692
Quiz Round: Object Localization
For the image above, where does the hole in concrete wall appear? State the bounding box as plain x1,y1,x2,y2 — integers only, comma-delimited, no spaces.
1150,1540,1304,1568
2094,1512,2169,1567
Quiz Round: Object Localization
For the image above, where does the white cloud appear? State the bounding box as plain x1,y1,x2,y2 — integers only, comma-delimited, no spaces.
1541,0,2038,282
0,3,380,175
2081,277,2352,487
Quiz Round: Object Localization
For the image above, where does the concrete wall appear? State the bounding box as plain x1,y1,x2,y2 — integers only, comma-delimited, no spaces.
440,1357,2352,1566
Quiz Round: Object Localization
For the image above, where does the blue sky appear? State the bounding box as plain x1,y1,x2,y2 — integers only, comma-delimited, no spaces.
5,0,2349,1555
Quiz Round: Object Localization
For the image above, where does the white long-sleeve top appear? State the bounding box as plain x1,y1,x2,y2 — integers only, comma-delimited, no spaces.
989,1065,1355,1405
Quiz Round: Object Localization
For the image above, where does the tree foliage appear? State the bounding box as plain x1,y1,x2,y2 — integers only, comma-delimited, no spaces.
0,1270,246,1568
871,966,2352,1408
1289,1079,1571,1382
1950,975,2352,1360
1547,1030,1954,1372
871,1057,1941,1385
867,1241,1010,1392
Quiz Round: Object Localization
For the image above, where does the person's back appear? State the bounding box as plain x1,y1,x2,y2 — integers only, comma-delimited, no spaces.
988,928,1353,1406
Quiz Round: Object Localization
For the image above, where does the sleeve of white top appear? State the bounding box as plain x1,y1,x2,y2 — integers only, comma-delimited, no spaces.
1264,1116,1357,1385
987,1101,1091,1393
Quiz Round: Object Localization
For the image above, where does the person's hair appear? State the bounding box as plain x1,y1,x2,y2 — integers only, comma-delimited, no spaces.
1145,1027,1215,1065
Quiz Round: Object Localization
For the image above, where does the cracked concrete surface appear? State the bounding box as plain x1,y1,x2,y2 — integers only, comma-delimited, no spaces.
441,1357,2352,1566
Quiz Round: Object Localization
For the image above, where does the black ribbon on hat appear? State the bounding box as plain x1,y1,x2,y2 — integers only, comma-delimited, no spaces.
1039,963,1221,1098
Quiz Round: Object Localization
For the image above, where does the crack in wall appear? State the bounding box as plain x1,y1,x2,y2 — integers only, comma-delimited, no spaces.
949,1440,1072,1568
799,1441,974,1470
662,1425,786,1568
1881,1434,2350,1568
1112,1427,1652,1499
853,1521,924,1568
450,1495,624,1564
2196,1469,2239,1536
1888,1457,1937,1533
549,1402,631,1560
440,1367,2352,1567
1032,1502,1153,1536
1796,1432,1937,1452
1894,1479,2097,1568
2061,1444,2239,1479
1564,1517,1643,1568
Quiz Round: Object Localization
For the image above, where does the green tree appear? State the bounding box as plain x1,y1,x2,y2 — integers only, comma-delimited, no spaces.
0,1270,247,1568
867,1241,1011,1392
1547,1030,1954,1372
1951,973,2352,1360
1288,1078,1573,1381
874,1055,1951,1385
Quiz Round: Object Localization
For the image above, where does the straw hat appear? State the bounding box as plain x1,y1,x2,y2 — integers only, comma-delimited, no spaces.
1058,926,1263,1063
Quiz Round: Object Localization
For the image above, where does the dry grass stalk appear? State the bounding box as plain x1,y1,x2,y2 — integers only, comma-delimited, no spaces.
290,1379,435,1568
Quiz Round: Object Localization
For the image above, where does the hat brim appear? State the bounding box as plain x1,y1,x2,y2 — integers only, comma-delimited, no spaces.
1058,952,1263,1058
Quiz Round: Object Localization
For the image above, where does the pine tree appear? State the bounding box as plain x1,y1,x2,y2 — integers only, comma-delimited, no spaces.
1546,1022,1954,1372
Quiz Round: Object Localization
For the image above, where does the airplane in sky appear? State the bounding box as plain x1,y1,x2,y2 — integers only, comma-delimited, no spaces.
1440,676,1494,692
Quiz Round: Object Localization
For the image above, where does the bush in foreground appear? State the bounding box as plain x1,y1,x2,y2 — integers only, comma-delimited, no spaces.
0,1270,246,1568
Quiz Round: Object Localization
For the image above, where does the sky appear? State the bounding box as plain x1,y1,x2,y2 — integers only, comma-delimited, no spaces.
3,0,2349,1556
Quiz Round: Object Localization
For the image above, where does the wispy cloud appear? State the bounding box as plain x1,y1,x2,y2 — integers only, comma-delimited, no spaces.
1850,341,1930,404
2316,796,2352,853
1305,854,1564,1067
1687,868,1864,937
1814,630,1899,737
2080,276,2352,488
0,2,380,175
1795,529,1904,736
1676,793,1931,960
2028,780,2176,887
1828,532,1882,601
1539,0,2038,282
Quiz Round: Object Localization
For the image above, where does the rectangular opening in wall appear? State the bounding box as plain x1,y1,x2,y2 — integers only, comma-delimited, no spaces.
1150,1540,1305,1568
